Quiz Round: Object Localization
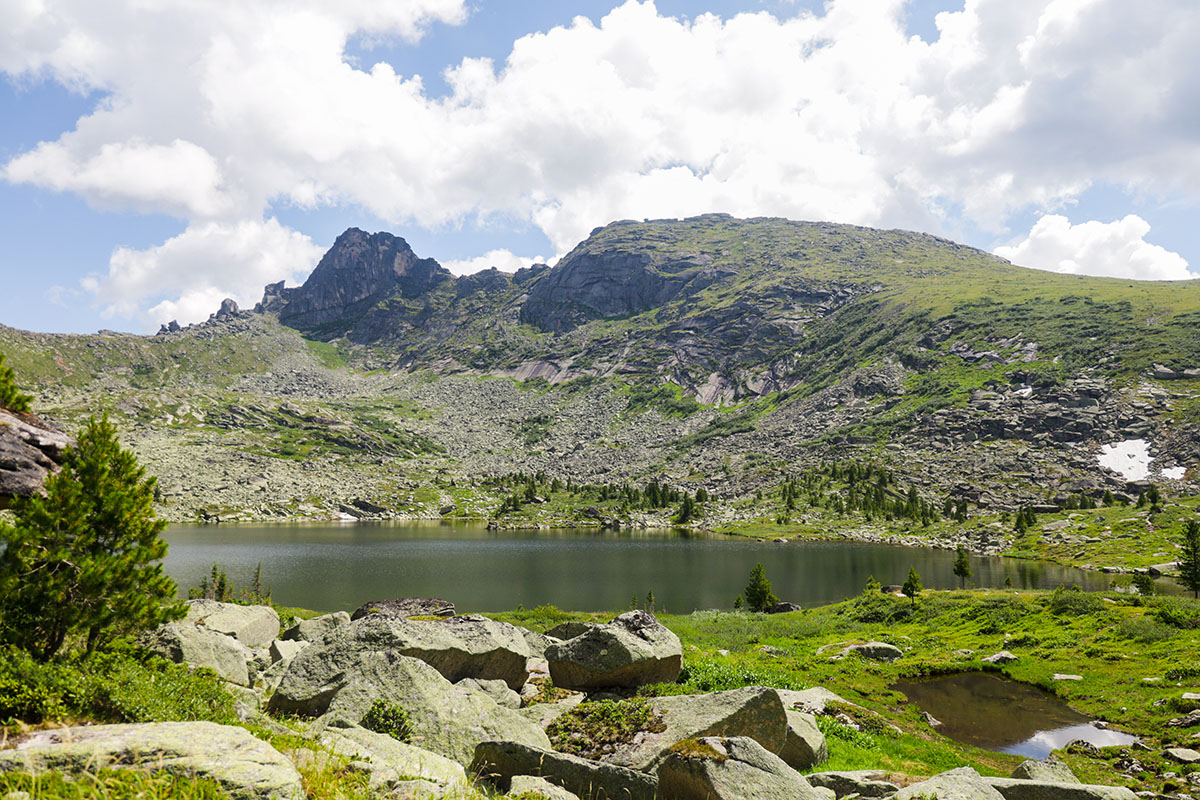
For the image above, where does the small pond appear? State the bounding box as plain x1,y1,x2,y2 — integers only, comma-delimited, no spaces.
893,672,1137,759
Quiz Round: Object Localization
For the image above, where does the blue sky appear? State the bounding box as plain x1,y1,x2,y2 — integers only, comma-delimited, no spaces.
2,0,1197,333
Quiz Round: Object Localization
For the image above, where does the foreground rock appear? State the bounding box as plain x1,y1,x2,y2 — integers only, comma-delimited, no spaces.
545,610,682,690
140,622,253,685
779,709,828,770
777,687,854,715
984,776,1138,799
351,597,455,620
0,408,71,506
320,726,466,792
270,651,549,765
184,600,280,649
656,736,824,800
806,770,899,798
275,612,531,690
1010,759,1079,783
509,775,581,800
843,641,902,661
0,722,302,800
281,611,351,643
895,766,1004,799
602,686,787,771
472,740,657,800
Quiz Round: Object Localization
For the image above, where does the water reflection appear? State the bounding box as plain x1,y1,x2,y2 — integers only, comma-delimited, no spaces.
893,672,1137,759
163,521,1114,613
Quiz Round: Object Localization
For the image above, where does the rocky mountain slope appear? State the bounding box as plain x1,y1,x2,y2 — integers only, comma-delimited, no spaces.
3,215,1199,563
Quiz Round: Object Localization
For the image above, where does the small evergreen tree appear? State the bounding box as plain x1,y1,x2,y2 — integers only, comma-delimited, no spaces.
1102,489,1115,506
674,495,697,524
743,563,778,612
902,566,923,607
0,352,32,414
0,415,183,658
733,593,743,610
1177,519,1200,599
646,589,655,612
953,545,972,589
1004,575,1014,588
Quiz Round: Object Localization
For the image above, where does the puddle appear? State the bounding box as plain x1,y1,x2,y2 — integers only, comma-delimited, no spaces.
893,672,1137,759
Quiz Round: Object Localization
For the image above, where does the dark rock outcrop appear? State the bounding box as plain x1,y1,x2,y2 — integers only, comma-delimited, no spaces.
0,408,71,507
351,597,455,620
267,229,449,332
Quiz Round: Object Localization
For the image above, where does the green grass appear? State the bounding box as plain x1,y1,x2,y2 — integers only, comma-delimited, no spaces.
0,770,233,799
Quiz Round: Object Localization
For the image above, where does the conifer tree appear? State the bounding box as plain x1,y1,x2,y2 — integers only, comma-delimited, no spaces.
743,563,779,612
953,545,972,589
0,352,31,414
1177,519,1200,599
902,566,923,607
0,415,183,658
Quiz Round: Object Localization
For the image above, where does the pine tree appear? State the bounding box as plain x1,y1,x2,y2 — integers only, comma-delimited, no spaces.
674,495,697,524
953,545,972,589
1177,519,1200,599
0,352,32,414
743,563,779,612
902,566,923,607
0,415,183,658
733,593,743,610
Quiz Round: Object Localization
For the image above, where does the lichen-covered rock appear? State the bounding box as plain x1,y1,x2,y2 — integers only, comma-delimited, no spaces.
319,726,466,789
0,722,302,800
656,736,824,800
1010,759,1080,783
984,777,1138,799
456,678,522,709
350,597,455,621
184,600,280,649
778,709,827,770
896,767,1005,799
603,686,787,772
983,650,1019,664
545,610,681,690
269,639,308,664
508,775,581,800
471,740,656,800
270,651,549,766
544,621,598,641
806,770,899,798
776,687,853,715
281,612,350,643
140,622,253,686
273,612,531,691
843,641,902,661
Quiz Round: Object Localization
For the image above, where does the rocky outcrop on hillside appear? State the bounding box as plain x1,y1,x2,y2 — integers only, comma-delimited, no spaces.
0,407,71,506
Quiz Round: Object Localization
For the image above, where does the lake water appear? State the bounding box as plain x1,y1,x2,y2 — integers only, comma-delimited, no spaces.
893,672,1138,759
163,522,1113,613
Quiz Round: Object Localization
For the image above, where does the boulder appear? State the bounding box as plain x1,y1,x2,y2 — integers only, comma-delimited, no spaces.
471,740,656,800
269,651,549,766
1011,759,1080,783
350,597,455,620
984,777,1138,799
806,770,899,798
521,628,559,659
1169,709,1200,727
777,687,853,715
274,612,531,691
656,736,824,800
1166,747,1200,763
896,767,1005,800
508,775,581,800
140,622,253,686
602,686,787,771
456,678,522,709
0,722,302,800
843,641,902,661
545,621,599,641
184,600,280,649
778,709,827,770
269,639,308,664
765,602,802,614
319,726,466,789
0,408,72,507
983,650,1019,664
545,610,681,690
281,612,350,643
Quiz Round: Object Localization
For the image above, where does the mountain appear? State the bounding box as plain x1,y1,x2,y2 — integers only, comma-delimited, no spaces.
2,214,1199,571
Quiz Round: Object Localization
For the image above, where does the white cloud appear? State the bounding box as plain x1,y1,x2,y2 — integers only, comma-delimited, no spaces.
440,249,549,276
3,0,1200,322
84,218,326,326
995,214,1195,280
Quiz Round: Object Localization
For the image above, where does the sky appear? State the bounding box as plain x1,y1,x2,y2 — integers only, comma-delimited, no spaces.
1,0,1198,334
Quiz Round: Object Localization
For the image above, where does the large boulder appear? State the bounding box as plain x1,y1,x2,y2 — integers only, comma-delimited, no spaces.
843,641,902,661
778,709,827,770
471,740,657,800
603,686,787,772
269,651,549,766
1010,759,1080,783
545,621,599,641
281,612,351,643
0,722,302,800
656,736,824,800
895,767,1005,800
274,612,531,691
0,408,71,507
320,726,466,790
777,687,853,715
806,770,899,798
351,597,455,620
509,775,581,800
184,600,280,649
984,777,1138,799
140,622,253,686
545,610,681,690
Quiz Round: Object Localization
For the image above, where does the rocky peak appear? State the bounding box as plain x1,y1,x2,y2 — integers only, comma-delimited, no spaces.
265,228,450,332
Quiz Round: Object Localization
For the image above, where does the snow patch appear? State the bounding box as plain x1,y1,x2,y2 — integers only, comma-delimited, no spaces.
1097,440,1151,481
1162,466,1187,480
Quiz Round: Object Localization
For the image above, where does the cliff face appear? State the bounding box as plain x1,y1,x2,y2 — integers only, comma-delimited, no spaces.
266,228,449,333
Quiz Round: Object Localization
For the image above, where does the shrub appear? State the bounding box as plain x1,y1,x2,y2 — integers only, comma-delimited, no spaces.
966,596,1031,634
1150,595,1200,629
360,699,412,742
670,657,802,693
547,699,665,759
1047,585,1106,616
1113,615,1175,643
